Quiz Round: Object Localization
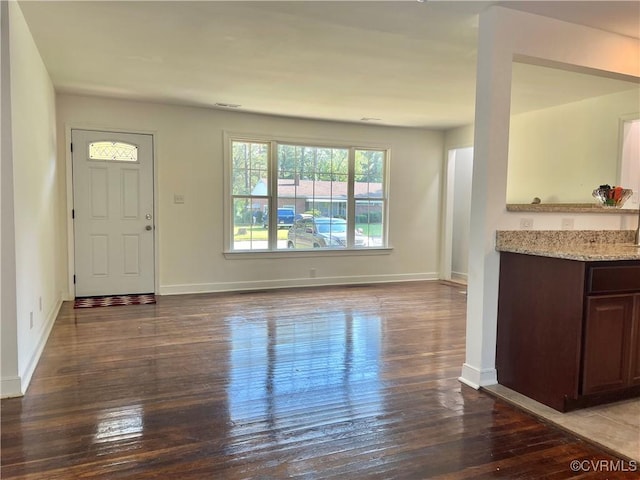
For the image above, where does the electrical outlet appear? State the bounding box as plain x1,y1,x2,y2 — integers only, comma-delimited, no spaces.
561,218,575,230
519,218,533,230
29,312,34,329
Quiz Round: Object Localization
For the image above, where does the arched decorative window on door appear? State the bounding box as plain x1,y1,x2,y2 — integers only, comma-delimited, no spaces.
89,141,138,162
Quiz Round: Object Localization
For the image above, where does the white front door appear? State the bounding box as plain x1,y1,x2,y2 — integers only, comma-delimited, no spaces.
72,129,155,297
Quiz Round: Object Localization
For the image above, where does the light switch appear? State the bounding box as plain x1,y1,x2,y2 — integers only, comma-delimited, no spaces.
174,194,185,204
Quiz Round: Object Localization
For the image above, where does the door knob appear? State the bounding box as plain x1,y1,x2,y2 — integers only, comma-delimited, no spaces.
145,225,153,231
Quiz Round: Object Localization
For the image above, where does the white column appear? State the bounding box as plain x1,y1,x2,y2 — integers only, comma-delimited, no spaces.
459,8,512,389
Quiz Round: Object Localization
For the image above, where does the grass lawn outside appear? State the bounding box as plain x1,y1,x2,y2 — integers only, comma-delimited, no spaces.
356,223,382,238
234,226,287,241
234,223,383,241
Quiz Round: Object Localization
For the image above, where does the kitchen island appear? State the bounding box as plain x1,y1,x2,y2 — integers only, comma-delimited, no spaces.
495,230,640,412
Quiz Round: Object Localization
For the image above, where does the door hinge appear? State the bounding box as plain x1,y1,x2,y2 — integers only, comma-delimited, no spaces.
72,209,75,219
73,275,76,284
70,142,73,153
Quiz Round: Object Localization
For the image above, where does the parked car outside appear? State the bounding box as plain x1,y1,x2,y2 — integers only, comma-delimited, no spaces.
294,213,313,222
287,217,367,248
263,208,295,228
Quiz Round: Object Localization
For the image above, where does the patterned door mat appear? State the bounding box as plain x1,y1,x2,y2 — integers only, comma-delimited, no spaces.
74,294,156,309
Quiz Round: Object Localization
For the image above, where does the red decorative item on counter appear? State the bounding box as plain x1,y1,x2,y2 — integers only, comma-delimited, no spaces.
592,185,633,208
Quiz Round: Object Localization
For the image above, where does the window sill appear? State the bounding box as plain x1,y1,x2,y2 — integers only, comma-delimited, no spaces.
223,247,393,260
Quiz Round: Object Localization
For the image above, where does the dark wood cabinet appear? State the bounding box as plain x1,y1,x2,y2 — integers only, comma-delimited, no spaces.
582,295,635,394
496,253,640,412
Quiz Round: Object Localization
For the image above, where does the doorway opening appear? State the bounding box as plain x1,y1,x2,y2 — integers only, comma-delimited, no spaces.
443,147,473,285
619,117,640,209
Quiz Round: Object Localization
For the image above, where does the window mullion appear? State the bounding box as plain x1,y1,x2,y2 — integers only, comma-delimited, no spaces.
268,141,278,250
346,148,356,248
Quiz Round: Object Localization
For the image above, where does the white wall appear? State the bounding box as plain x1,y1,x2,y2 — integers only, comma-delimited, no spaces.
1,0,21,397
1,1,64,398
444,125,474,152
57,94,444,294
461,6,640,390
508,88,640,203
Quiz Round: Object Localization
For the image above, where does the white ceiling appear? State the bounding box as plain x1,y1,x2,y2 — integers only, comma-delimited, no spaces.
18,1,640,129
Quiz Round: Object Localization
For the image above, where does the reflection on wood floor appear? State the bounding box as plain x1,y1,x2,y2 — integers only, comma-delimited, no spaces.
1,282,636,479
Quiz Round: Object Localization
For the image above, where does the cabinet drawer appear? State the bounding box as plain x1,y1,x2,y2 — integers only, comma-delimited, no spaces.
588,264,640,294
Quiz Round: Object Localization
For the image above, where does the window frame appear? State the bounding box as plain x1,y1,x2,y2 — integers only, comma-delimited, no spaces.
223,132,391,255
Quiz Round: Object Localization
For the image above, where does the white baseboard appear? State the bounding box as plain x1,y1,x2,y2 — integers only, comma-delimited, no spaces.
20,298,62,392
458,363,497,390
1,297,63,398
159,272,439,295
451,271,468,283
0,376,22,399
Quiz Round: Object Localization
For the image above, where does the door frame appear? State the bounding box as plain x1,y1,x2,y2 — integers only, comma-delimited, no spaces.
65,125,159,298
617,113,640,210
441,143,474,284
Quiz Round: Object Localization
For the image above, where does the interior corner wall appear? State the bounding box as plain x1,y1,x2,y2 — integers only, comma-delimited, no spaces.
2,1,64,397
461,6,640,390
57,94,444,294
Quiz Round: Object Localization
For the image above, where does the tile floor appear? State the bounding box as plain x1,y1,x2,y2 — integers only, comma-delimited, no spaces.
484,384,640,462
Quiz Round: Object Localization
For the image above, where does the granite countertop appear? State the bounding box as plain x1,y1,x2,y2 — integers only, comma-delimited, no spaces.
496,230,640,261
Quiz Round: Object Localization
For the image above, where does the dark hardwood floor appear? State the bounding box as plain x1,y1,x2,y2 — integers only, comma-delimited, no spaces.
1,282,636,479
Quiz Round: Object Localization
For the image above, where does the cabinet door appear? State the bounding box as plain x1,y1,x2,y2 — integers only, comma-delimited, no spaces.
629,295,640,386
582,295,634,395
